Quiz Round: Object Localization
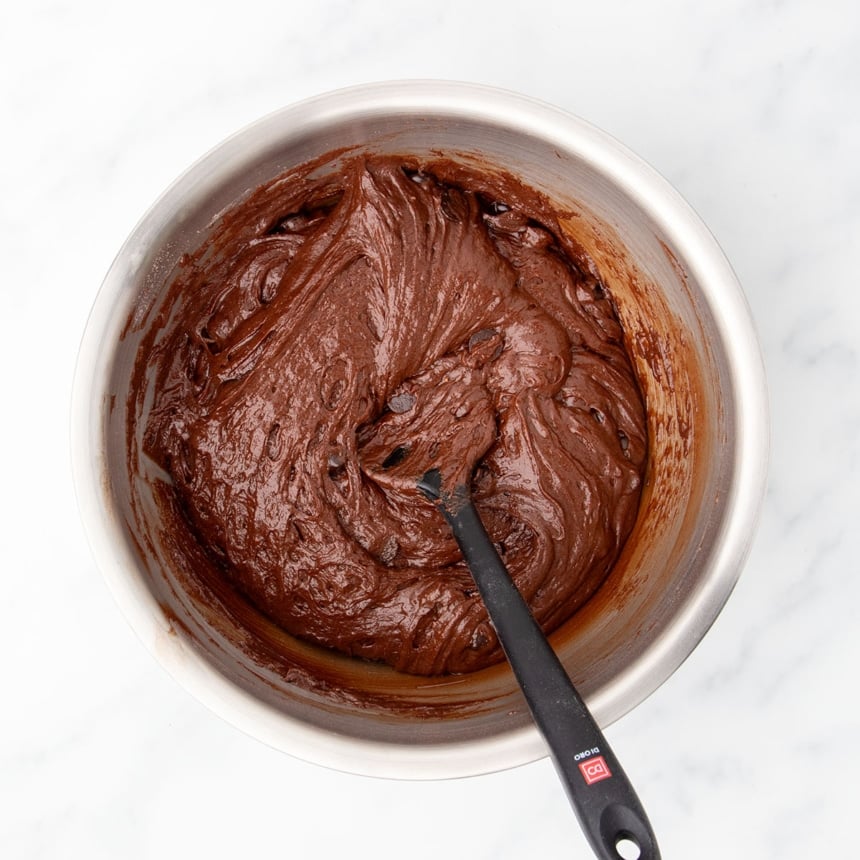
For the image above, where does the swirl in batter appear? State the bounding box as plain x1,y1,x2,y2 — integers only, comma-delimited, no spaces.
141,154,647,675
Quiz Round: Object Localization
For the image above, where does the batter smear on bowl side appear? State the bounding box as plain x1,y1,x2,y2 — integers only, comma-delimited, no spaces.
138,153,647,675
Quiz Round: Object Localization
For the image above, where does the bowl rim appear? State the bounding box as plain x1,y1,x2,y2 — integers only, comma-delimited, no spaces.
71,79,769,779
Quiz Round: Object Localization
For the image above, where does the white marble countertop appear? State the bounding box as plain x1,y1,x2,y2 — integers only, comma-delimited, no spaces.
2,1,858,857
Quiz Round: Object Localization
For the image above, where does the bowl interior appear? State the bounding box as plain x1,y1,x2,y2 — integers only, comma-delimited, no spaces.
78,85,761,777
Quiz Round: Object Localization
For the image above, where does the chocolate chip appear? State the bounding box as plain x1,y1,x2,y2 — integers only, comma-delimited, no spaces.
467,328,505,364
327,453,346,479
268,213,305,234
382,445,410,470
379,536,400,565
268,192,343,234
388,392,416,413
478,195,510,215
470,628,490,649
403,167,430,184
468,329,495,348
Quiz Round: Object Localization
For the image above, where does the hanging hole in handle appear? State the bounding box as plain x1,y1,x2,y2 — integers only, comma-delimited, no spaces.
615,834,641,860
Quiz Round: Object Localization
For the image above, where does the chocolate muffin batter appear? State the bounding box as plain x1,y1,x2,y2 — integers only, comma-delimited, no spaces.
139,153,647,676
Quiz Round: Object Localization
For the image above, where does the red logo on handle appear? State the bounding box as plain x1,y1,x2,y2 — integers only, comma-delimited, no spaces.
578,755,612,785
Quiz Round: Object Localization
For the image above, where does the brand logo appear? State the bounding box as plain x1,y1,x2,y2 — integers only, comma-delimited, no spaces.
578,755,612,785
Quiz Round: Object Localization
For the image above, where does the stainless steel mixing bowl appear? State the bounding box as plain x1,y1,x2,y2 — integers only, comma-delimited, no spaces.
71,81,768,778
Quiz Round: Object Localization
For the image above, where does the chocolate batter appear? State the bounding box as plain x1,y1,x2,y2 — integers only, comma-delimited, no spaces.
138,153,647,676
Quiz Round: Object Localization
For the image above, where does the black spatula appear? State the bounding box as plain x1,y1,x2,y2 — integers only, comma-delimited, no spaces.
418,468,660,860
